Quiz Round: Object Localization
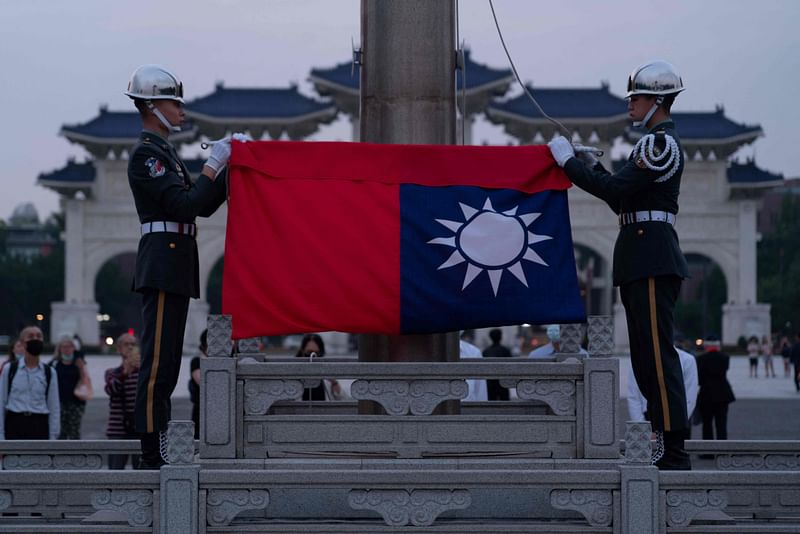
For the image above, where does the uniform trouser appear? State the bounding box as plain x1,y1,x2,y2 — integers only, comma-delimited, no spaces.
135,288,190,434
620,275,688,433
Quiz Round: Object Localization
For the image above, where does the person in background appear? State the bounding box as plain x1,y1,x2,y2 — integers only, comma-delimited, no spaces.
2,338,25,372
459,330,488,402
696,336,736,441
189,329,207,439
528,325,588,358
105,333,141,469
0,325,59,440
791,332,800,393
628,345,698,439
761,334,776,378
779,335,792,378
482,328,512,401
746,335,760,378
51,336,88,439
295,334,342,401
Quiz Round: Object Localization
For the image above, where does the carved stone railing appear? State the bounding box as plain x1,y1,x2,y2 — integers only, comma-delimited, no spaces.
684,440,800,470
0,440,140,470
198,357,620,460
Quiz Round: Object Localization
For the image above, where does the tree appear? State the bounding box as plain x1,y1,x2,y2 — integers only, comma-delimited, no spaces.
758,195,800,335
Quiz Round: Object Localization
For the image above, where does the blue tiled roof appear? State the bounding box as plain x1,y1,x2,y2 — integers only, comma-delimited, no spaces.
61,108,142,139
457,50,513,92
310,51,513,92
488,84,628,119
672,108,762,140
37,160,96,183
728,159,784,184
186,84,335,118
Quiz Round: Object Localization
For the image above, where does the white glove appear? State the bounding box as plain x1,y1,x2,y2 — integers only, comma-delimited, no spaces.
206,137,231,172
547,136,575,167
232,132,253,143
573,143,599,166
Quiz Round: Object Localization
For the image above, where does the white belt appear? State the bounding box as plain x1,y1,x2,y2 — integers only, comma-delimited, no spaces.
618,210,676,227
141,221,197,237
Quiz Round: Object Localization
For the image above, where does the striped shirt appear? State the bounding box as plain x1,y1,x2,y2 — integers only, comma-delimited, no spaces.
104,365,139,438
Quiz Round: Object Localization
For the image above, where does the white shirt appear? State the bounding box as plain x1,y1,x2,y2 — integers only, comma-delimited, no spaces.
0,360,61,439
627,347,698,422
528,342,588,358
459,340,488,402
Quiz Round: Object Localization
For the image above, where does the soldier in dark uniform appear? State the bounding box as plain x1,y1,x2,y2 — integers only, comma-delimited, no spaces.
124,65,233,468
548,61,691,470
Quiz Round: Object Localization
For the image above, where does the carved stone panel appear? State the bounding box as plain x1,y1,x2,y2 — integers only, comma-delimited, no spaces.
512,379,576,415
666,490,728,527
206,489,270,527
550,489,613,527
244,379,306,415
237,337,260,354
167,420,196,464
0,490,10,510
560,323,584,353
717,453,800,470
1,454,104,470
207,315,233,357
91,489,154,527
587,315,614,356
624,422,652,464
348,489,471,527
350,380,468,415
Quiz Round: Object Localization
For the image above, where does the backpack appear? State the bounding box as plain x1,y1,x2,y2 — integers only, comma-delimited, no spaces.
6,360,52,397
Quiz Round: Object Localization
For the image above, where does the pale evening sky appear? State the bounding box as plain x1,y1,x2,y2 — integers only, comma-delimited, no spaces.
1,0,797,221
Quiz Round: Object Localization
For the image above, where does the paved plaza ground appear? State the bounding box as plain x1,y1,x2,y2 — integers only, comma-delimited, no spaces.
77,352,798,441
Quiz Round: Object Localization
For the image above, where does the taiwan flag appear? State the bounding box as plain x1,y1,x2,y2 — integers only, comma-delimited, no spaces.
222,141,585,339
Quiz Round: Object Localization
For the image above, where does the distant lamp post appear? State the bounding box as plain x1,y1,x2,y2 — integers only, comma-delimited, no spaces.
35,313,44,322
104,337,114,346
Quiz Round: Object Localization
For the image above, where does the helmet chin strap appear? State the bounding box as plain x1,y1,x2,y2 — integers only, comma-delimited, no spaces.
633,95,664,128
146,101,181,133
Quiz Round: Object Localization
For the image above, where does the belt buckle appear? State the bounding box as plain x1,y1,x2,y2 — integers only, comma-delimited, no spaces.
22,411,32,416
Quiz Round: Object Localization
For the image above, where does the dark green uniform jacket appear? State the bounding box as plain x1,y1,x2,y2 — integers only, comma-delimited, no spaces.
563,120,689,286
127,131,227,298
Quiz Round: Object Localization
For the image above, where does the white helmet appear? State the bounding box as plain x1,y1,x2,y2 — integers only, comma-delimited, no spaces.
124,64,184,103
626,60,685,99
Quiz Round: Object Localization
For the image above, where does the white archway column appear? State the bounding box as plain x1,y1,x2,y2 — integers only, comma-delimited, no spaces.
721,200,771,345
50,197,100,345
185,299,210,356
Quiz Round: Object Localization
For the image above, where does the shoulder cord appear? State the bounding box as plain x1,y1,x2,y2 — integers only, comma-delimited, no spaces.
633,133,681,182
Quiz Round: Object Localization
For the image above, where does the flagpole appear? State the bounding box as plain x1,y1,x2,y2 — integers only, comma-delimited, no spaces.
358,0,460,414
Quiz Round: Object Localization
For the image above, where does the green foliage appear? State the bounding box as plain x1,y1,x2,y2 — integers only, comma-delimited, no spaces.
758,195,800,334
0,213,64,336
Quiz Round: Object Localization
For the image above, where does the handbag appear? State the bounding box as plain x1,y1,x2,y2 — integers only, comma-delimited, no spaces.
73,369,94,401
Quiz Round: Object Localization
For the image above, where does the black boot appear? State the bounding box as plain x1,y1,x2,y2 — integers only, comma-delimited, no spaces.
136,432,166,470
655,430,692,470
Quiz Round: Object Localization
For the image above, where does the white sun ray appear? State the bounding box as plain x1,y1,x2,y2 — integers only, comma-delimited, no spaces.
482,198,494,211
428,236,456,247
488,269,503,295
524,248,549,266
462,263,483,289
507,261,528,287
528,232,552,245
519,213,540,226
438,250,466,270
459,203,478,220
435,219,462,233
503,207,518,216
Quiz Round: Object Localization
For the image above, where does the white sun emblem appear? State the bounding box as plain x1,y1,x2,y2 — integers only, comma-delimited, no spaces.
427,198,553,296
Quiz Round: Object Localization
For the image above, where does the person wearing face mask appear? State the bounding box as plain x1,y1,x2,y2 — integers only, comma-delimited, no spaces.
51,336,89,439
0,326,60,440
528,325,588,358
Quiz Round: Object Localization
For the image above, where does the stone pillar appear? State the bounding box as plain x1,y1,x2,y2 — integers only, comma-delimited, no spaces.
582,357,619,458
200,315,237,459
160,421,200,534
358,0,459,413
620,421,660,534
50,196,100,344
